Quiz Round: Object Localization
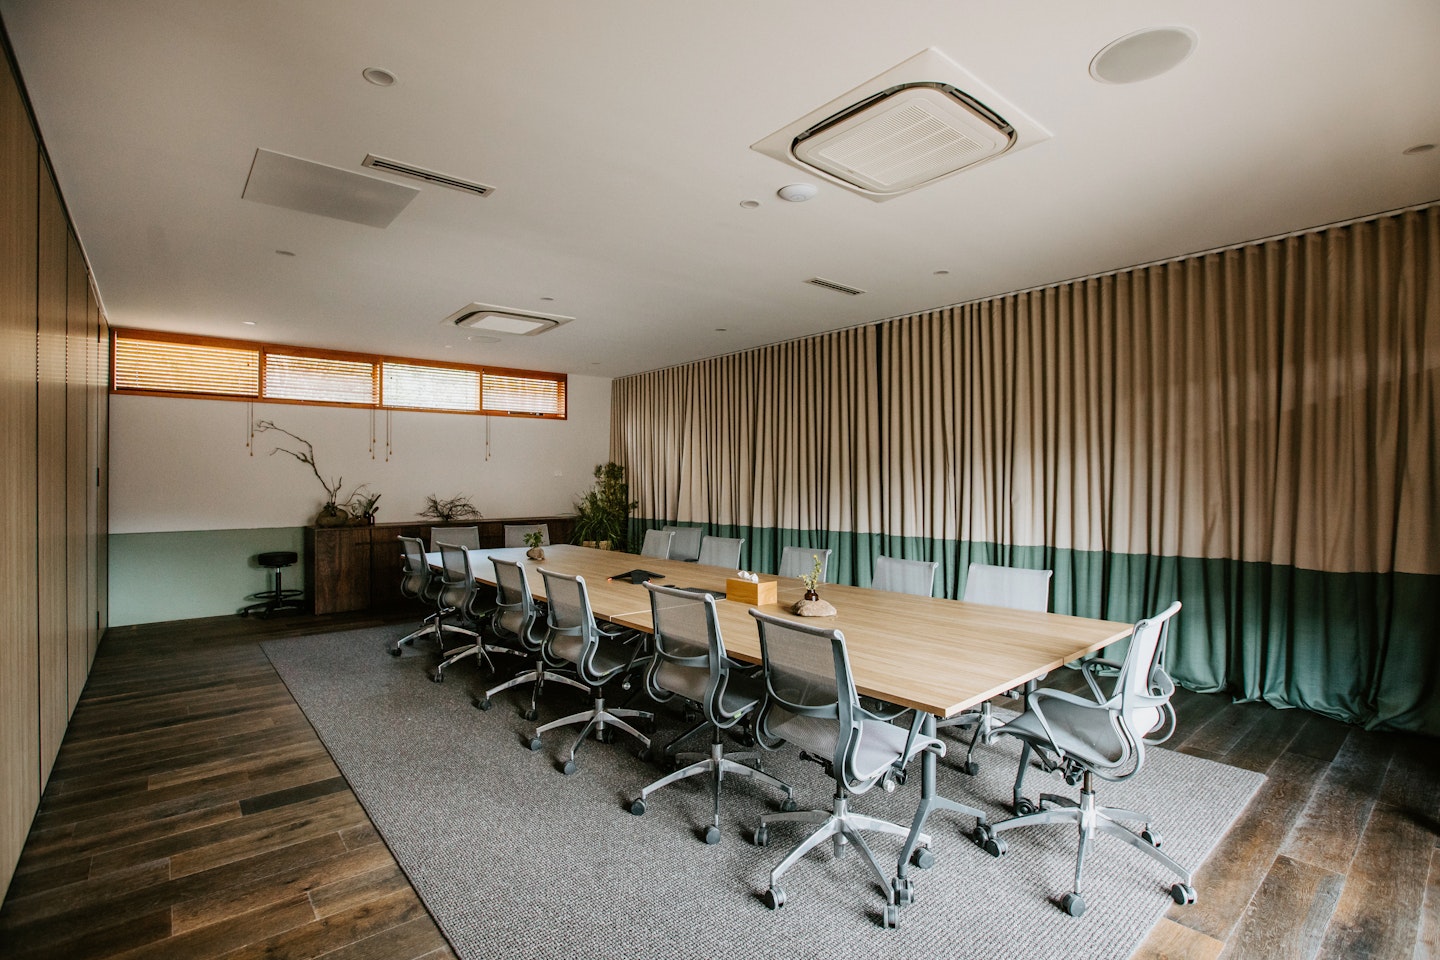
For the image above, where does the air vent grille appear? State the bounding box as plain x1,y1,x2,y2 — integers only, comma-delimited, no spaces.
806,277,866,296
362,154,494,197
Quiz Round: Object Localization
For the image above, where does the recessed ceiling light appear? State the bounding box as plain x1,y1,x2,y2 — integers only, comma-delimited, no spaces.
1090,26,1197,84
777,183,818,202
715,328,728,332
739,199,760,209
362,67,396,87
933,269,950,276
466,335,501,343
540,296,555,302
242,321,256,326
1403,143,1435,155
275,249,295,257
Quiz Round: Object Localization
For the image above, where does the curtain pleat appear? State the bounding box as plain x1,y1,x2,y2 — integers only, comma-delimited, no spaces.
611,205,1439,732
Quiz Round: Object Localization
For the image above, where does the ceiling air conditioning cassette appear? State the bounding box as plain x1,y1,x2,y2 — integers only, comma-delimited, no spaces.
791,83,1014,195
752,48,1049,201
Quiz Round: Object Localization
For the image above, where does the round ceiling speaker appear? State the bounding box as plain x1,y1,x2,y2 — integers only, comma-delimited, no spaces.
1090,26,1197,84
777,183,818,202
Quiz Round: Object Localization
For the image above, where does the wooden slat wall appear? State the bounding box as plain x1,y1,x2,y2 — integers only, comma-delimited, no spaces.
36,158,68,781
65,227,89,711
1,43,108,899
0,31,41,910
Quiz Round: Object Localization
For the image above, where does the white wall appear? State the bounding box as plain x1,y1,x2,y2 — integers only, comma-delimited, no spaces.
110,374,612,533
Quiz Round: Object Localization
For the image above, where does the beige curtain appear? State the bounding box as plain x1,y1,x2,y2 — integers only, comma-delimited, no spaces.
879,205,1438,577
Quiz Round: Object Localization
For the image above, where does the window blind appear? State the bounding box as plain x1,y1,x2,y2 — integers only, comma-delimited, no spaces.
383,362,480,411
264,353,378,404
112,334,260,396
483,372,566,416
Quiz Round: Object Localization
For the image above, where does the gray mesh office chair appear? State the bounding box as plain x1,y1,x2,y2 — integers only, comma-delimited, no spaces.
628,584,795,842
427,542,496,683
503,523,550,547
639,528,674,560
937,563,1054,773
474,558,587,718
749,609,943,924
976,601,1193,918
428,525,480,552
529,569,654,774
389,536,446,656
663,525,704,562
696,535,744,569
871,555,938,596
778,546,832,581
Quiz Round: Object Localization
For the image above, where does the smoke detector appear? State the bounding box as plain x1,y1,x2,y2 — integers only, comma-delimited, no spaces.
752,48,1049,201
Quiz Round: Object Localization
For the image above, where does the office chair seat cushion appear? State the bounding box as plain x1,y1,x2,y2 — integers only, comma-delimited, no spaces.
1001,697,1162,770
551,633,633,678
768,710,937,783
653,662,763,720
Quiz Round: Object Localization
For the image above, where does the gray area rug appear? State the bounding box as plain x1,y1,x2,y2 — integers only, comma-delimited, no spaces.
263,627,1264,960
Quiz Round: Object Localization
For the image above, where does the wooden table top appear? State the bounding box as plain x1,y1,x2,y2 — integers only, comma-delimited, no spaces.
455,544,1132,720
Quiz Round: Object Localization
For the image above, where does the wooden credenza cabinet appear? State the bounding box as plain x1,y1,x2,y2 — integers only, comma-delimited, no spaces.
305,515,575,615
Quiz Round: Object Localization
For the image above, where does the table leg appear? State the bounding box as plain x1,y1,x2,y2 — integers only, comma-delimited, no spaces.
892,713,989,912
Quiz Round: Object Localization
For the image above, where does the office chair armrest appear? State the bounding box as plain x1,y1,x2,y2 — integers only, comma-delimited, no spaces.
1079,657,1124,702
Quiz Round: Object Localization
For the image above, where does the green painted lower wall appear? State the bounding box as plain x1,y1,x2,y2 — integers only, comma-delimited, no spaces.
635,518,1440,735
109,528,306,626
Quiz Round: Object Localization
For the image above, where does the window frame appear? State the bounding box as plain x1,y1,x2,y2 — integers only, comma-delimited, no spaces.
110,327,568,419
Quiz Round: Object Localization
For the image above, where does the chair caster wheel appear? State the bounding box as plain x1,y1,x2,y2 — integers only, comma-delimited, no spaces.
891,877,914,906
763,886,785,910
1061,892,1086,917
779,796,798,813
522,709,538,722
974,826,1006,857
1014,797,1038,816
430,672,444,683
629,799,646,816
561,759,578,776
1142,829,1163,848
754,825,769,847
527,737,543,752
637,748,652,762
882,903,899,928
596,728,614,743
961,760,979,776
703,825,721,845
475,698,492,711
911,846,935,870
388,647,401,657
1170,883,1196,906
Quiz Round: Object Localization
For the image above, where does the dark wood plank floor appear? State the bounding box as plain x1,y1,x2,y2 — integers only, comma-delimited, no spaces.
1,612,1436,959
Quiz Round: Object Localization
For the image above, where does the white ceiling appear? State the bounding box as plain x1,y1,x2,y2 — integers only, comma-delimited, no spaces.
5,1,1438,379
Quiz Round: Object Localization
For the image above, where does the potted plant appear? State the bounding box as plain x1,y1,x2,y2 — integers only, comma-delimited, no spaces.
523,529,546,561
419,494,482,522
345,485,381,525
572,461,638,551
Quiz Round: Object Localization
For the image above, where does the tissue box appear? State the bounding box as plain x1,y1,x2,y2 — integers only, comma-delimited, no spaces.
725,577,777,606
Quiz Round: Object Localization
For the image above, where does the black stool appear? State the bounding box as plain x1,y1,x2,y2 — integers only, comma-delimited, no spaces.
240,551,305,618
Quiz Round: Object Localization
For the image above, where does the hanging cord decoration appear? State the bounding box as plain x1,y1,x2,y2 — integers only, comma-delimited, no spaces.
247,402,254,456
386,410,392,462
369,408,376,460
485,415,492,461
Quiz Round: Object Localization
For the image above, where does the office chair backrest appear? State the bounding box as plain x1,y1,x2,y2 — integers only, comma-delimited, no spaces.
751,609,862,782
639,528,674,559
779,546,832,581
398,536,431,600
871,555,938,596
503,523,549,548
491,558,543,651
696,536,744,569
644,583,741,728
1113,601,1182,745
538,568,605,682
429,525,480,553
662,525,704,562
436,542,475,611
962,563,1052,612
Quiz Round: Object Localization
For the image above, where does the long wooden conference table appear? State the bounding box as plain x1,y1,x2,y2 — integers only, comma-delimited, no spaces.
434,542,1133,910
